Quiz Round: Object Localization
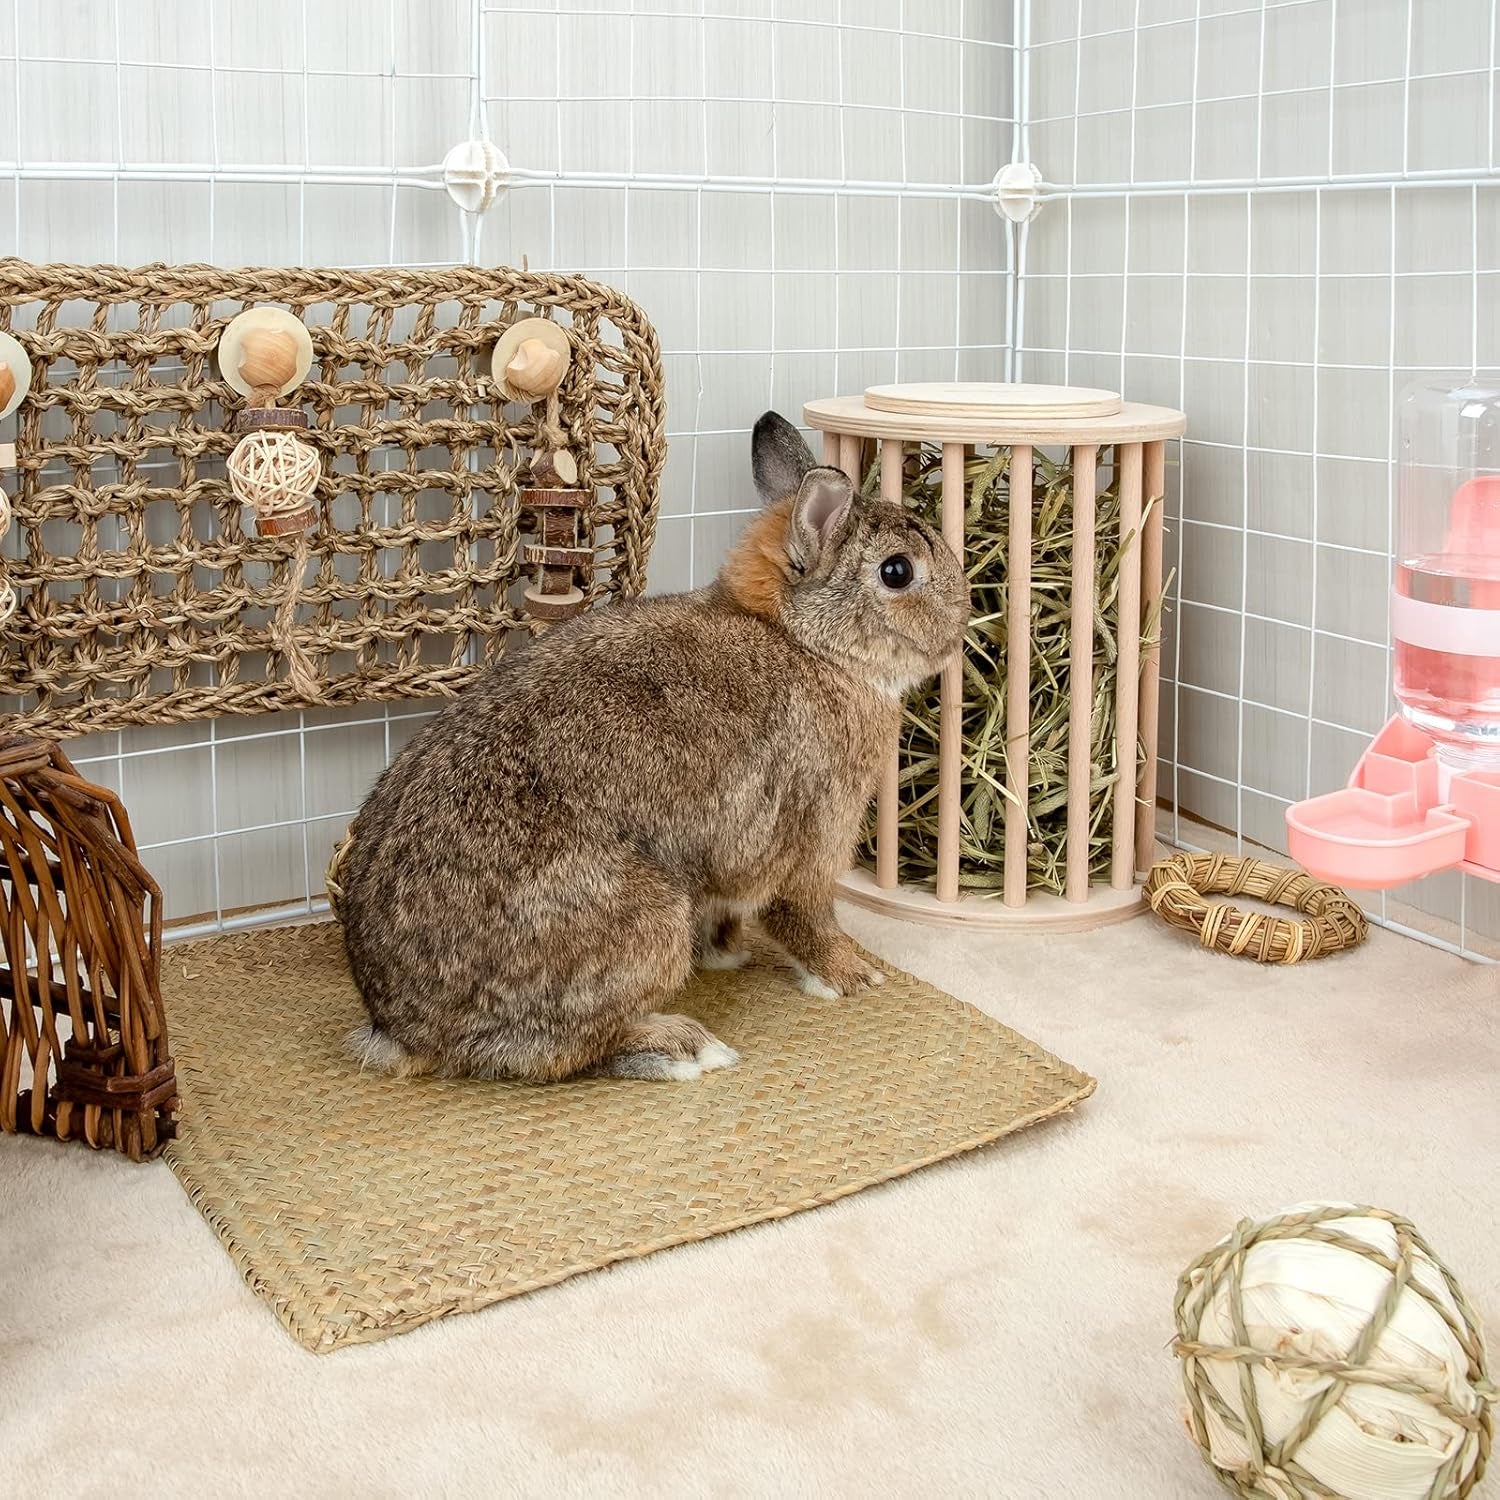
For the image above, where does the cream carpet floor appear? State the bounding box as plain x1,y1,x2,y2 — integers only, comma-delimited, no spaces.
2,909,1496,1498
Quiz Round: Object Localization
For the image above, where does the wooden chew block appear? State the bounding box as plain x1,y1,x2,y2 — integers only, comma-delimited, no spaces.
936,441,965,904
255,506,317,537
523,585,585,620
530,494,586,515
531,449,579,487
1136,440,1167,874
522,544,593,569
1003,444,1032,908
1065,443,1097,904
235,406,309,433
1111,443,1143,890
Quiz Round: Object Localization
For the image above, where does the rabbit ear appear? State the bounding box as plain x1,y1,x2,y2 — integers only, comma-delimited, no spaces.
751,411,817,505
788,467,854,572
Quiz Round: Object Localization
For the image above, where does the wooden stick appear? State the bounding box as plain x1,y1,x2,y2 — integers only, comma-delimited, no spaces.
823,430,839,466
1004,444,1033,908
835,432,858,479
875,438,904,890
1136,440,1167,874
1111,443,1144,890
936,442,966,903
1066,444,1098,903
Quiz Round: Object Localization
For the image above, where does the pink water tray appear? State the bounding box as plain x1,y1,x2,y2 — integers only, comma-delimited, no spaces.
1286,717,1500,889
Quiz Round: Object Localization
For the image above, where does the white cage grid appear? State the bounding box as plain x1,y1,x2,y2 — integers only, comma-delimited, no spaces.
2,0,1496,961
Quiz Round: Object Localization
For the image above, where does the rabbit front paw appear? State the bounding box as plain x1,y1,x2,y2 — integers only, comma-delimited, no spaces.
792,953,885,998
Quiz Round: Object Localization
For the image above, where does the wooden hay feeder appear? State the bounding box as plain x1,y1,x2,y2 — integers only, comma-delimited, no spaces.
805,383,1186,931
0,736,176,1160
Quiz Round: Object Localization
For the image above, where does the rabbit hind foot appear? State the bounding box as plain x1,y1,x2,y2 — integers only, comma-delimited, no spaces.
597,1012,740,1081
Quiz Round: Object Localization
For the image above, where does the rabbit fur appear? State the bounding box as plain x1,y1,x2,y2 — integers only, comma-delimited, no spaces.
338,411,969,1082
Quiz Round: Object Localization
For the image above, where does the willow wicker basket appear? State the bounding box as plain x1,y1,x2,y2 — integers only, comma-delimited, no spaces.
806,384,1186,932
0,735,176,1160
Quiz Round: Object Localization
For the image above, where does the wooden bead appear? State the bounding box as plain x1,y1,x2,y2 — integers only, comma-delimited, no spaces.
238,328,301,394
504,338,567,400
492,317,571,402
0,329,29,420
219,308,313,402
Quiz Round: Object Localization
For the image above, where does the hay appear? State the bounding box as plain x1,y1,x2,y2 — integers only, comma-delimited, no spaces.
856,444,1168,898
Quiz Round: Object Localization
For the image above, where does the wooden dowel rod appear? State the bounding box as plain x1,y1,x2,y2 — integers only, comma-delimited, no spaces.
936,442,966,903
1136,440,1167,874
875,438,904,890
837,432,862,487
823,430,839,466
879,439,902,502
1066,443,1097,904
1003,444,1032,908
1111,443,1144,890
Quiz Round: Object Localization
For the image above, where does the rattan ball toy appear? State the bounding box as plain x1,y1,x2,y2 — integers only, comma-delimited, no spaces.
226,427,320,532
1174,1204,1494,1500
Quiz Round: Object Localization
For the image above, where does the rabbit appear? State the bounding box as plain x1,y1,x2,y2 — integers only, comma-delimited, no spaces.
338,410,969,1083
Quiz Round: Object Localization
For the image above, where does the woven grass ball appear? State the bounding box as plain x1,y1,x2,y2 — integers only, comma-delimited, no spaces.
1174,1204,1494,1500
227,429,319,533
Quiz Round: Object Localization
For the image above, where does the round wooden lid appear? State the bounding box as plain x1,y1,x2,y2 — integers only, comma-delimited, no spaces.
806,392,1184,444
864,382,1123,421
0,329,34,420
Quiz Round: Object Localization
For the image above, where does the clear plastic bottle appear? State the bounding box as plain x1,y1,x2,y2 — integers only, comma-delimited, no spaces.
1392,379,1500,770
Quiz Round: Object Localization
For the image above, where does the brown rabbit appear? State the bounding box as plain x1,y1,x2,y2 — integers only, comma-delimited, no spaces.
338,411,968,1082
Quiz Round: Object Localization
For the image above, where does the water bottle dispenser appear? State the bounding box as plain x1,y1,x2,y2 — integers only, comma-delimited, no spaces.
1286,381,1500,889
1392,380,1500,768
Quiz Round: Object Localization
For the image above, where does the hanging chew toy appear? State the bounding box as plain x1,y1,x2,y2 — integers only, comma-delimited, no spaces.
494,318,588,623
218,308,321,695
0,330,32,629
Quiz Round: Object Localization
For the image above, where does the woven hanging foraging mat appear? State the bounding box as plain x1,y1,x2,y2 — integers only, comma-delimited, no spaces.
161,922,1094,1353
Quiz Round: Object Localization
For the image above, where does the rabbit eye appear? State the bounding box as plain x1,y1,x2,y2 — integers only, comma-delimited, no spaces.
879,554,914,590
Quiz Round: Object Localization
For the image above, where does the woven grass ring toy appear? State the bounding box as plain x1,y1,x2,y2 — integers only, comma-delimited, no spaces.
1144,852,1367,963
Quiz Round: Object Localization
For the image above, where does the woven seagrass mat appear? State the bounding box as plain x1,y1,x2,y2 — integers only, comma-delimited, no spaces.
161,921,1094,1354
